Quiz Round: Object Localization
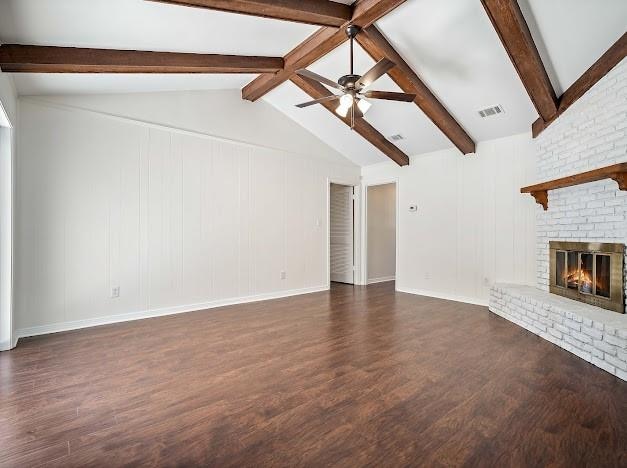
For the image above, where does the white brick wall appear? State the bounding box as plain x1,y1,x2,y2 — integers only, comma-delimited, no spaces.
535,58,627,311
490,284,627,381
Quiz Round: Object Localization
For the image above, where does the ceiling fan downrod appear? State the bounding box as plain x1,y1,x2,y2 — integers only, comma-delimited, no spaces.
347,24,360,76
339,24,361,90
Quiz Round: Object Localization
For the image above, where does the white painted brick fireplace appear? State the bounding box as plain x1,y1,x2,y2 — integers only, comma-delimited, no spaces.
535,60,627,301
490,58,627,380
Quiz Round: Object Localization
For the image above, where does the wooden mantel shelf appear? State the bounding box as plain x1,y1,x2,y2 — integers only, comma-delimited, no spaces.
521,162,627,210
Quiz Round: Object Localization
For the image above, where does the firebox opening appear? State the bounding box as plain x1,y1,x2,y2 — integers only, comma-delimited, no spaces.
549,242,624,314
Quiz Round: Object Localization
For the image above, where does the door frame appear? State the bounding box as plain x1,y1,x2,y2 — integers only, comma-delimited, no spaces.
0,117,14,351
326,178,360,288
361,178,399,286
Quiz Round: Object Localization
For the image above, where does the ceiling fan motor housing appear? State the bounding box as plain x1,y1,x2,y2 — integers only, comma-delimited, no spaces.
338,74,361,89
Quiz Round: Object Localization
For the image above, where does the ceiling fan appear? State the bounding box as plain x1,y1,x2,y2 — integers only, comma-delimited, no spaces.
294,25,416,128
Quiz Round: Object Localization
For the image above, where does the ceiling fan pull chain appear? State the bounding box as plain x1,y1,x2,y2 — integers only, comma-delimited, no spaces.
351,102,355,129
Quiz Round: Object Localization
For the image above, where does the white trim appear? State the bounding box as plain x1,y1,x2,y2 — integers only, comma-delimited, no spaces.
367,276,395,284
0,332,19,351
0,126,14,351
0,100,11,128
396,286,488,307
14,285,328,341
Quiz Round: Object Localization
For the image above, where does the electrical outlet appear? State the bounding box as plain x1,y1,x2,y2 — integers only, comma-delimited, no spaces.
424,272,430,280
483,277,490,287
111,286,120,298
280,271,287,280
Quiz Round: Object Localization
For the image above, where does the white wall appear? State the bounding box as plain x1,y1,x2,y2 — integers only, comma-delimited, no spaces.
362,132,536,305
367,183,396,283
535,58,627,310
15,95,359,336
34,90,353,165
0,72,17,350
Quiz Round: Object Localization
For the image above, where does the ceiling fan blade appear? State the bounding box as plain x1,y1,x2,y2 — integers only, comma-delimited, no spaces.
295,95,340,108
362,91,416,102
356,58,395,89
296,69,344,91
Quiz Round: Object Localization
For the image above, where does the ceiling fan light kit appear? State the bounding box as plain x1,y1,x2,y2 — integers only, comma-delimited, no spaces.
335,94,353,117
295,24,416,129
357,98,371,114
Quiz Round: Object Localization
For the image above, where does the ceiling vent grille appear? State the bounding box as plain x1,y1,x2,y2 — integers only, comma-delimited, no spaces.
478,105,505,118
389,134,404,142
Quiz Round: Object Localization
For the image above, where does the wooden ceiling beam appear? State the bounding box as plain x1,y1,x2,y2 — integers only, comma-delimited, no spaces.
147,0,352,27
244,27,345,101
481,0,558,122
242,0,409,102
357,25,476,155
0,44,283,74
291,74,410,166
533,33,627,137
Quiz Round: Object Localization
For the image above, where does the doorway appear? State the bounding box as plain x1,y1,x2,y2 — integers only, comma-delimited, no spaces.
366,183,396,284
329,183,355,284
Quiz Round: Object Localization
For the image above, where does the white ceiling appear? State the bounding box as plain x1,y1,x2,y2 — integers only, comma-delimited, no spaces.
376,0,538,144
0,0,318,54
0,0,316,95
521,0,627,95
0,0,624,165
265,41,451,166
11,74,258,96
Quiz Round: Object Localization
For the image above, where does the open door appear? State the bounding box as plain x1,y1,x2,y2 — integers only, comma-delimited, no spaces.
366,183,396,285
330,183,354,284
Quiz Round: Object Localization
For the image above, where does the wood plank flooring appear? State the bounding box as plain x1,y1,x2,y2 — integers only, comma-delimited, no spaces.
1,282,626,467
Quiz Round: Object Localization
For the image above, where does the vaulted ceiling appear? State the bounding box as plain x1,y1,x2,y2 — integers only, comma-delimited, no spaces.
0,0,625,166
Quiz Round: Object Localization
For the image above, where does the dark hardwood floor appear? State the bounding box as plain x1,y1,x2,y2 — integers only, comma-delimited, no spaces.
1,282,626,467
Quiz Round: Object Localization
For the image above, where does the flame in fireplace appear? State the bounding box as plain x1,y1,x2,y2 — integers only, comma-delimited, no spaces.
564,268,593,293
580,270,593,294
565,267,579,289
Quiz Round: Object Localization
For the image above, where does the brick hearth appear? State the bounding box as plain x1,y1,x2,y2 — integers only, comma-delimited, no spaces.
490,284,627,381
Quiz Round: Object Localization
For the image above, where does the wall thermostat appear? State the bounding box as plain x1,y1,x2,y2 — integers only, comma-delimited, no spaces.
409,205,418,212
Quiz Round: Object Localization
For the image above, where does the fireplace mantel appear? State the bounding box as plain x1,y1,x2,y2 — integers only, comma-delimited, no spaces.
521,162,627,210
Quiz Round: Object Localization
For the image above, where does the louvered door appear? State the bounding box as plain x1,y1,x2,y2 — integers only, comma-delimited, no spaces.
330,184,354,284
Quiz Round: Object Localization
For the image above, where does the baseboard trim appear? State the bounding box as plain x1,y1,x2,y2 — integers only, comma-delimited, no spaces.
367,276,395,284
396,287,488,307
15,285,329,341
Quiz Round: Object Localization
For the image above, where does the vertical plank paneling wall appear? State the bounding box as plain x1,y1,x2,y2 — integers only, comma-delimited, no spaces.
16,99,358,335
361,133,537,305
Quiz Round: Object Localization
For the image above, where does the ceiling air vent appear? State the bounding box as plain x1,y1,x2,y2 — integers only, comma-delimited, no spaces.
478,105,505,118
389,134,405,142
